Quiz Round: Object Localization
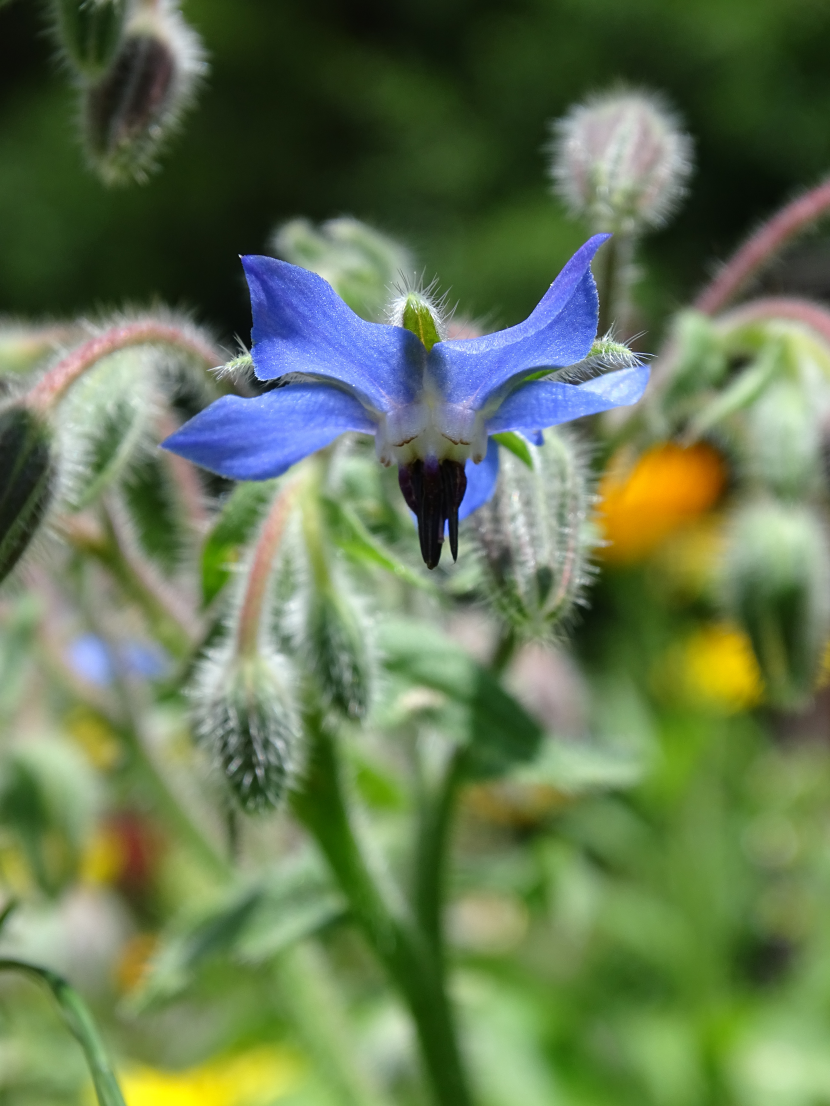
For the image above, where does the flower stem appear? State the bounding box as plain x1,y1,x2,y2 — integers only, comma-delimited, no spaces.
274,942,393,1106
235,478,300,660
413,745,468,961
59,508,197,658
292,715,475,1106
596,233,636,338
695,178,830,315
28,320,221,413
715,295,830,344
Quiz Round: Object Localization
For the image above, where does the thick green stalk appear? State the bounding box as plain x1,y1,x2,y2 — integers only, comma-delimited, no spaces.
413,746,468,961
292,717,475,1106
274,942,392,1106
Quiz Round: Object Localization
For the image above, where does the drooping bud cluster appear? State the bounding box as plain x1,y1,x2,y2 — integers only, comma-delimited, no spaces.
472,431,594,639
193,648,302,814
549,90,693,236
721,501,830,709
273,218,413,322
51,0,208,185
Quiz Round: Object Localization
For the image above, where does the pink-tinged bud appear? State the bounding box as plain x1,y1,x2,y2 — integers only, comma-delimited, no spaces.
82,0,207,185
549,90,693,235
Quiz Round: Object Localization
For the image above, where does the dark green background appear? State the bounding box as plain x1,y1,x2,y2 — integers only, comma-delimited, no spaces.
2,0,830,343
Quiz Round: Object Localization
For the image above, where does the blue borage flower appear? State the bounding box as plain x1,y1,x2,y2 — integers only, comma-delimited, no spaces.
163,233,649,568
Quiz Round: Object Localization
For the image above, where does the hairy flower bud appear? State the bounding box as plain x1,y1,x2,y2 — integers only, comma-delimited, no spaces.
660,311,729,417
549,90,693,235
304,581,374,720
83,0,206,185
472,431,594,638
52,0,128,78
56,348,154,512
194,648,302,813
0,404,55,585
721,500,830,708
272,217,413,322
744,379,823,500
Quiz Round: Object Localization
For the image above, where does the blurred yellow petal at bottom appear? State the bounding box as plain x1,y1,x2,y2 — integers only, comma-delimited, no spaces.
597,442,728,563
659,624,764,713
115,1047,305,1106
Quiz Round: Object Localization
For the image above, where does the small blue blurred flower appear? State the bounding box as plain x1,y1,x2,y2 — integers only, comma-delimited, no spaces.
66,633,170,687
163,234,649,567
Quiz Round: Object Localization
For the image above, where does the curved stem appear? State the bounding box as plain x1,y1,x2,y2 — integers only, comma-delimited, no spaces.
715,295,830,344
28,320,221,412
695,179,830,316
292,716,475,1106
413,746,468,961
0,959,127,1106
236,478,300,660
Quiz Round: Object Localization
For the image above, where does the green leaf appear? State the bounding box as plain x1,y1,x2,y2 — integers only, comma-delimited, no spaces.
379,619,543,777
491,432,534,468
201,479,278,604
509,735,647,794
132,854,345,1010
0,958,127,1106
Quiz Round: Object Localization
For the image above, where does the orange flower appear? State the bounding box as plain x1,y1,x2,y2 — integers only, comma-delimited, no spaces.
598,442,727,563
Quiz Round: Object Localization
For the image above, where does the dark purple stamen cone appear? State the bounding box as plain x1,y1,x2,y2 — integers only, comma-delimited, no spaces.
398,459,467,569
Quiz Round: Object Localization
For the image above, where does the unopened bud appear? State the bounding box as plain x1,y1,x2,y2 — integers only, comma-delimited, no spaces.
472,431,594,638
83,0,206,185
0,404,55,585
56,348,153,512
744,380,822,499
660,311,729,416
272,217,413,322
52,0,128,78
194,648,302,814
549,90,693,235
304,581,373,720
721,500,830,708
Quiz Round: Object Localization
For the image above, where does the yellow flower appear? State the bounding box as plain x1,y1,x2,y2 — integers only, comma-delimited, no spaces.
80,827,125,886
598,442,727,563
116,1047,304,1106
656,623,763,713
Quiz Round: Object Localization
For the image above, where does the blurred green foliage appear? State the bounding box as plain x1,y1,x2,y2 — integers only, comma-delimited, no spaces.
6,3,830,1105
3,0,830,337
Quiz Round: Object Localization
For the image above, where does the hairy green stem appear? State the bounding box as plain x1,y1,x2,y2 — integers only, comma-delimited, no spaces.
413,746,468,962
596,233,636,338
28,320,221,413
274,943,392,1106
61,510,196,657
292,717,475,1106
695,178,830,315
236,477,299,660
0,959,126,1106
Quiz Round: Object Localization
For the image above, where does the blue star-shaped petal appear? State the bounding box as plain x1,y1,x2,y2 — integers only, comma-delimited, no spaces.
163,234,649,568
